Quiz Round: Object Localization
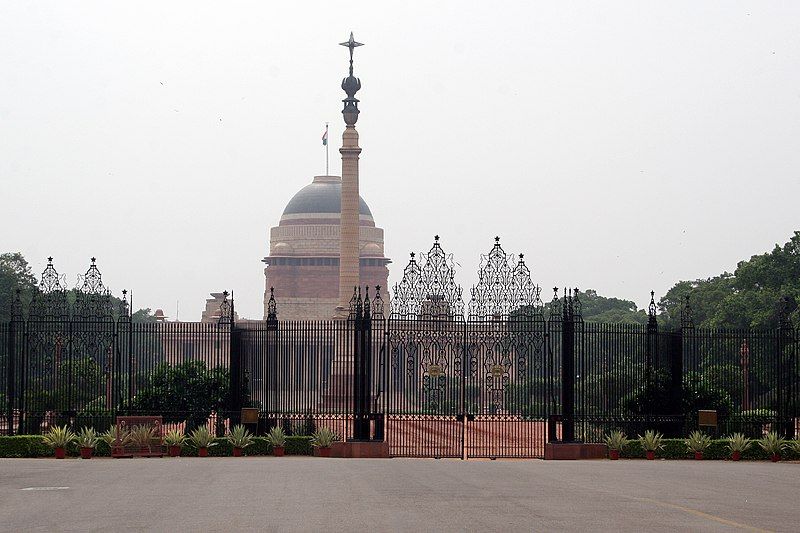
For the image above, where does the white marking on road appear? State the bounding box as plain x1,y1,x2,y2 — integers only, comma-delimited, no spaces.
20,487,70,491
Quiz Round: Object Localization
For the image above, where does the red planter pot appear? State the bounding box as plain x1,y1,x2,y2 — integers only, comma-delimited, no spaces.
318,447,331,458
645,451,655,460
168,445,181,457
609,449,620,460
80,447,93,459
54,447,66,459
771,454,780,463
731,451,741,461
273,446,285,457
694,451,703,461
198,447,209,457
233,447,243,457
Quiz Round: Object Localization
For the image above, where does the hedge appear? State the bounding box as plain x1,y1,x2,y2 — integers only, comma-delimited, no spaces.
0,436,313,458
618,439,800,460
177,436,313,457
3,435,798,460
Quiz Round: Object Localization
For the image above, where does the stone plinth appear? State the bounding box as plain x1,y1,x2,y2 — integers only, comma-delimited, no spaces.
328,440,390,458
544,442,608,460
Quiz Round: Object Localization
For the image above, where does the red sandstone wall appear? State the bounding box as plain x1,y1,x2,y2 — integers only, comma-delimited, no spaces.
266,264,389,300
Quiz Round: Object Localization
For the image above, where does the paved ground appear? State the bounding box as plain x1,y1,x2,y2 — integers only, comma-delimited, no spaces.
0,457,798,532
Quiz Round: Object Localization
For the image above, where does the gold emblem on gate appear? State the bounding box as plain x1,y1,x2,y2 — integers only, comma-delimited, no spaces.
428,364,443,377
490,365,505,378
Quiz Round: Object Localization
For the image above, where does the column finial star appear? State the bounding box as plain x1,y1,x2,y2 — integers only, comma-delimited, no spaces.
339,32,364,75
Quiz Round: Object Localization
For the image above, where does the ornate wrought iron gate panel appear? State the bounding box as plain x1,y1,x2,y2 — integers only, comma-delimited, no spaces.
385,236,550,458
385,318,466,457
464,316,549,458
385,316,549,458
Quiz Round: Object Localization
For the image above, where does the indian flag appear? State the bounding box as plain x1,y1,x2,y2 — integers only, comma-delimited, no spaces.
322,126,328,146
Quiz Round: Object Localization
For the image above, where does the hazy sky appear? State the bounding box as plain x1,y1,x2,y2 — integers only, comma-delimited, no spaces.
2,2,799,319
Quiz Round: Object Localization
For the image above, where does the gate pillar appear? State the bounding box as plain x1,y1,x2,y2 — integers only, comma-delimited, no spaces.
352,288,371,440
561,289,576,442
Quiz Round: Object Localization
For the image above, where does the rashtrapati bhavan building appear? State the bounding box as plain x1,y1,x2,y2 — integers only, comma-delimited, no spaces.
261,175,390,320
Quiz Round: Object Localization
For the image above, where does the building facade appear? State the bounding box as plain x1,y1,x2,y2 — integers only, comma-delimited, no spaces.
262,175,390,320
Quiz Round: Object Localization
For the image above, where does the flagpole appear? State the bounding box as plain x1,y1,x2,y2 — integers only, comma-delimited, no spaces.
325,122,329,175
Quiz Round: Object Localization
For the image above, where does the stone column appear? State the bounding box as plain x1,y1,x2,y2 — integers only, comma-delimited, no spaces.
337,125,361,314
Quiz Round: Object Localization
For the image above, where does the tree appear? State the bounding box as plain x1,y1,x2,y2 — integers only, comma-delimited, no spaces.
128,360,231,431
572,289,648,324
0,253,38,322
0,251,156,322
621,370,733,436
131,308,157,323
658,231,800,329
515,288,648,324
23,357,104,432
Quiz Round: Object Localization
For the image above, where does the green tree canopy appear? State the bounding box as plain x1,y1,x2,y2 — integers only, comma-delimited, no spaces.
0,252,155,322
573,289,648,324
0,252,38,322
515,289,649,324
659,231,800,329
128,360,232,430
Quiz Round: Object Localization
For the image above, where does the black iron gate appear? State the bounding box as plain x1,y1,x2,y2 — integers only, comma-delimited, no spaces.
384,315,551,458
4,250,797,449
383,237,553,458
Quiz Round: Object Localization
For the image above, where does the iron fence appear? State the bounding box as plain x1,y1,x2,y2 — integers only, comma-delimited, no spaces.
1,309,798,450
1,252,798,459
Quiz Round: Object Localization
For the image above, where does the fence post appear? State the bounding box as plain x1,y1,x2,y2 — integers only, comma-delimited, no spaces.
6,318,13,436
777,297,794,439
220,291,241,428
546,288,560,442
561,289,575,442
669,329,684,430
645,291,658,430
677,295,694,432
7,290,22,436
352,287,370,440
370,286,384,441
115,290,130,425
362,287,373,439
266,288,278,426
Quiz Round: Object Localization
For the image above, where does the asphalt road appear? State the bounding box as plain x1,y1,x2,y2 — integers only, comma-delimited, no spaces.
0,457,798,532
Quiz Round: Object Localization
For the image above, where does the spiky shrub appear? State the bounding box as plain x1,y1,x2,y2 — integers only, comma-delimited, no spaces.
638,430,664,452
102,426,130,448
758,432,786,456
189,426,217,449
685,431,712,453
726,433,752,453
266,426,286,448
311,427,339,448
226,425,254,449
76,427,98,449
129,425,156,449
42,425,76,449
603,430,628,451
790,440,800,455
163,429,186,447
